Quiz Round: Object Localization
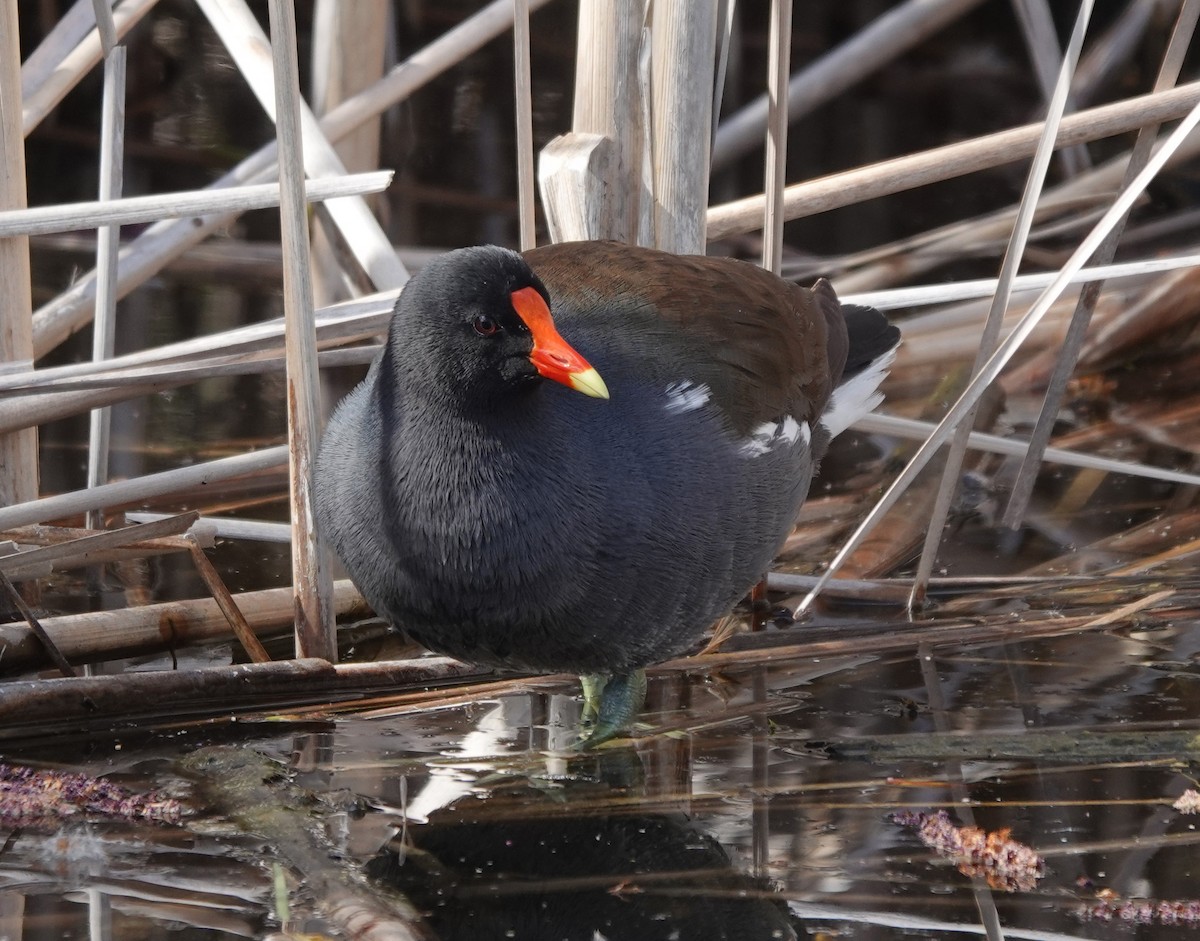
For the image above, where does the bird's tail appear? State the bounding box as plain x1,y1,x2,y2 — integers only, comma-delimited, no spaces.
821,305,900,438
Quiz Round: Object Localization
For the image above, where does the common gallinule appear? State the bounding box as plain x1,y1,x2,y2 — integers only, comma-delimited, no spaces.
315,240,899,743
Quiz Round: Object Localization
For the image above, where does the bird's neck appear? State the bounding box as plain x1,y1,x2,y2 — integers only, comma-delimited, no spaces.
377,371,541,499
372,345,561,514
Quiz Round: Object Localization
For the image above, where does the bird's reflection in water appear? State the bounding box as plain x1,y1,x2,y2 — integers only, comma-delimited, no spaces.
366,729,798,941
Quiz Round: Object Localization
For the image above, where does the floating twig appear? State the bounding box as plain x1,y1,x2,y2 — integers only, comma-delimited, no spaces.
892,809,1046,892
0,761,181,827
0,568,74,678
1081,895,1200,925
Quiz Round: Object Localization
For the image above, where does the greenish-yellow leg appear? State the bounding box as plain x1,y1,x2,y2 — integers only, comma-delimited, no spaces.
576,669,647,749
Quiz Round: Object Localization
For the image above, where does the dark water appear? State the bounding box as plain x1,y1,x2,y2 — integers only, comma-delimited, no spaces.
3,618,1199,939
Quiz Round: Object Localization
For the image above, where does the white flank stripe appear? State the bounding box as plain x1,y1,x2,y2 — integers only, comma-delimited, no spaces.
740,415,804,457
664,379,712,414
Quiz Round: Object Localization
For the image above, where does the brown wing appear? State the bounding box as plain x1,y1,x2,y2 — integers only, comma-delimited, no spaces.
524,240,849,435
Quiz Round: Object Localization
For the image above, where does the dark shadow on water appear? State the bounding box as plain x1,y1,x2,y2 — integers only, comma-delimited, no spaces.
368,778,799,941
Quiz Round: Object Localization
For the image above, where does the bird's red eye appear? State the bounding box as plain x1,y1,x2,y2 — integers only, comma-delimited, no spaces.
472,315,499,337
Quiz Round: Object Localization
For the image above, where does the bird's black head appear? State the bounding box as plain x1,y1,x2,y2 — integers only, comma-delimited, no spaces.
386,245,608,407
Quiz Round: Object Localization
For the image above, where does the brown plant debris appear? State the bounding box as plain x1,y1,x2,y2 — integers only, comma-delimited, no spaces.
0,762,183,828
1172,788,1200,814
891,810,1046,892
1081,893,1200,925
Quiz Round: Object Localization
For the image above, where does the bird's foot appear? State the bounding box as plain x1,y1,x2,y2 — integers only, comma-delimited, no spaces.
575,669,647,749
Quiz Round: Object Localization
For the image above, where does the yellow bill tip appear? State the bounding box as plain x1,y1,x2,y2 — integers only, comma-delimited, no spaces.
569,367,610,400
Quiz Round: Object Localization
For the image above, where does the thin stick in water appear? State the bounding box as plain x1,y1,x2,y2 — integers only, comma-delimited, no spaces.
761,0,790,275
0,570,75,678
0,172,393,239
909,0,1093,609
187,536,272,664
513,0,536,250
1011,0,1089,175
86,40,126,532
0,0,39,511
265,0,335,660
